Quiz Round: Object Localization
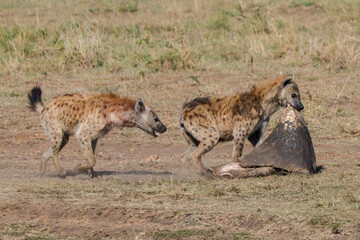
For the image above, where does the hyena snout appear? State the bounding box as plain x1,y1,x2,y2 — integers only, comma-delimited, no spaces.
287,94,304,112
136,98,167,137
140,117,167,137
143,113,167,137
283,83,304,112
152,121,167,136
297,101,304,111
157,122,167,133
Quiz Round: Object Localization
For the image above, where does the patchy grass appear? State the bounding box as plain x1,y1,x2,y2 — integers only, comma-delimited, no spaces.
2,222,58,239
153,229,212,239
0,0,359,76
0,171,358,238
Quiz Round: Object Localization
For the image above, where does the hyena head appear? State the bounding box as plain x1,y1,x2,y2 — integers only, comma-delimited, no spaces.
279,76,304,111
135,98,167,137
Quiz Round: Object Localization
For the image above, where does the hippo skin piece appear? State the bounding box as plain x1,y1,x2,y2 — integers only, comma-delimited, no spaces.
209,107,316,178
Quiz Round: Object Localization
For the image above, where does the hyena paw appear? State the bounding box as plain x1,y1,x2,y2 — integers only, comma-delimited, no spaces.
73,164,83,174
199,169,217,179
57,168,66,177
205,168,213,174
235,159,248,168
180,155,190,165
88,168,94,178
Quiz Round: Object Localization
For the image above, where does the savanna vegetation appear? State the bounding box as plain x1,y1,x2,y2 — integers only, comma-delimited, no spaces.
0,0,359,239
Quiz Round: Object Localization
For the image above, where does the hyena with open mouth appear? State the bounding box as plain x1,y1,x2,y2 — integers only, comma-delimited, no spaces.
179,74,304,173
27,87,167,177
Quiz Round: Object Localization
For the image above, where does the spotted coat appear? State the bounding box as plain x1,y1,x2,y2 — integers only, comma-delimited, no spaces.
27,87,166,177
179,74,304,172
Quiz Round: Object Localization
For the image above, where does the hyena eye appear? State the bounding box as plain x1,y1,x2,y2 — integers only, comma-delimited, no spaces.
154,117,159,122
291,93,297,98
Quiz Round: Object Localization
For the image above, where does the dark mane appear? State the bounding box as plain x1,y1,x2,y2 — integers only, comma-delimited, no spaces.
183,97,211,110
232,90,262,117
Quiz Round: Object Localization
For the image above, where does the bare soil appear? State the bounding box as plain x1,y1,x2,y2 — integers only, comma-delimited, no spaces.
0,71,359,239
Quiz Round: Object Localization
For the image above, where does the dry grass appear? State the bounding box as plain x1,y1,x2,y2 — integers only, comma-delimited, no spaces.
0,0,359,239
0,0,359,76
1,169,360,239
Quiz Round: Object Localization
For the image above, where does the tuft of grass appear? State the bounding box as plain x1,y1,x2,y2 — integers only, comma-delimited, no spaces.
118,0,138,13
153,229,211,239
330,221,341,234
207,11,230,30
308,216,328,227
2,222,57,239
290,0,316,8
232,232,256,240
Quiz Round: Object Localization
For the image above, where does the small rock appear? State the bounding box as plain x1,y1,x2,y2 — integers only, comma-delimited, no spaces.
146,154,159,163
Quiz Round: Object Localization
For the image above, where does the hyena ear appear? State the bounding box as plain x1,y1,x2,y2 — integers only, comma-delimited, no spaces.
135,98,146,114
280,74,294,89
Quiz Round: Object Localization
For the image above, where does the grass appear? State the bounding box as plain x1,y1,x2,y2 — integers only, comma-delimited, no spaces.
2,222,57,239
0,0,359,239
153,229,212,239
1,171,359,238
0,0,359,77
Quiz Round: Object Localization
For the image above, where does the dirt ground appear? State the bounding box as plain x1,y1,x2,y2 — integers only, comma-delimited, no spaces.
0,71,359,240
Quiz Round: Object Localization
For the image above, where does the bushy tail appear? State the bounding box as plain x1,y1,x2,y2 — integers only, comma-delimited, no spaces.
179,97,189,126
179,97,200,147
27,86,44,113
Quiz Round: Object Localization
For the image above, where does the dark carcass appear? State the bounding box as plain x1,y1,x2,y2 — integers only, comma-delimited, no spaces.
209,107,316,178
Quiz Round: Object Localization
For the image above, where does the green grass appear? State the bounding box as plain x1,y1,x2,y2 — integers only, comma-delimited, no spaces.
0,0,358,77
2,222,58,239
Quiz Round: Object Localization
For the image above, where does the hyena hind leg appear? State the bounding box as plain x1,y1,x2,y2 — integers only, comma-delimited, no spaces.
189,131,220,173
189,140,218,173
91,138,98,154
182,124,220,173
41,132,68,177
181,145,196,164
180,127,197,164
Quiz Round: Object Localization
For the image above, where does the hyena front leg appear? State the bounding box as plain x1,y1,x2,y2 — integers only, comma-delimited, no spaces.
41,129,68,176
248,117,269,147
233,121,259,166
232,136,245,163
74,133,96,176
232,124,250,164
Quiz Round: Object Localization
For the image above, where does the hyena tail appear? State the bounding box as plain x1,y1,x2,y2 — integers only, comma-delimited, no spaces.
27,86,44,113
179,97,189,126
179,98,200,147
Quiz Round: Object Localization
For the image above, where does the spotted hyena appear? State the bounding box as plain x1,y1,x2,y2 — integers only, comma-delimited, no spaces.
179,74,304,173
27,86,167,177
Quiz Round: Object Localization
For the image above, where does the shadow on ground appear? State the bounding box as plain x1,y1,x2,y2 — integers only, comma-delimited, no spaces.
54,170,174,179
